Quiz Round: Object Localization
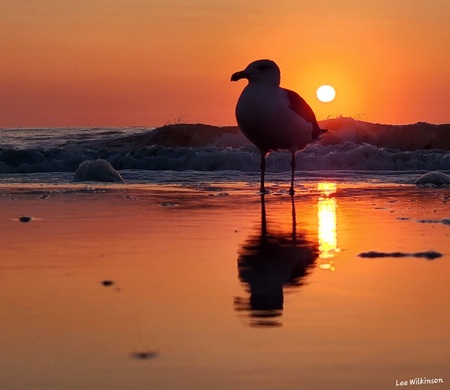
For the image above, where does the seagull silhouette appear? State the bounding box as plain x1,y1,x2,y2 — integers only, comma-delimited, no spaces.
231,59,323,194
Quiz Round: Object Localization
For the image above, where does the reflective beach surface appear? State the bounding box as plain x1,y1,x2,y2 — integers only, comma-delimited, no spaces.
0,182,449,390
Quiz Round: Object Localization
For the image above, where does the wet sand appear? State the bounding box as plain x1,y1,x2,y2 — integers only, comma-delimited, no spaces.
0,182,449,390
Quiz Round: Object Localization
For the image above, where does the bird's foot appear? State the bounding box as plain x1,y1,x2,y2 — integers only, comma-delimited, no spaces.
259,187,270,195
288,187,295,195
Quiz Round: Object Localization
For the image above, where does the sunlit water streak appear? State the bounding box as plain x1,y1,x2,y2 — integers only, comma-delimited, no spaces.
317,182,339,271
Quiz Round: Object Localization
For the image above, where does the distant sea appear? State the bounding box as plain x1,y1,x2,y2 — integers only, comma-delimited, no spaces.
1,117,449,186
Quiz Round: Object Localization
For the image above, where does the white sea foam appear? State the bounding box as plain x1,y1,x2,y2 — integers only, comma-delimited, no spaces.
358,251,443,259
415,171,450,185
74,159,124,182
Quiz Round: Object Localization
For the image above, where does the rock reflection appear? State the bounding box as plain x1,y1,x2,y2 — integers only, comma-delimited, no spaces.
235,195,318,327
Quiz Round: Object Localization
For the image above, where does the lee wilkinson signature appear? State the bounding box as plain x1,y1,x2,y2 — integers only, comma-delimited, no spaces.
396,377,444,386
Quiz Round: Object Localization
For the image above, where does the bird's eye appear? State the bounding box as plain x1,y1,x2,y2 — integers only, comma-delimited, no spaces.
257,64,267,71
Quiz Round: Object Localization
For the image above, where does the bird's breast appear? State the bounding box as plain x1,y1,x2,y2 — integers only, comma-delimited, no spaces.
235,86,313,151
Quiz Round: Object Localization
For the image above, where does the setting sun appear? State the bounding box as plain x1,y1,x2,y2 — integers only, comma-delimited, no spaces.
316,85,336,103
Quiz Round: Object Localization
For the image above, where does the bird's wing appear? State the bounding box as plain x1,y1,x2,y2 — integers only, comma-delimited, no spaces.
282,88,323,140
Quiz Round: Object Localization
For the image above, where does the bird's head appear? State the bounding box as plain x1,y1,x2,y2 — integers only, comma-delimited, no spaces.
231,59,281,86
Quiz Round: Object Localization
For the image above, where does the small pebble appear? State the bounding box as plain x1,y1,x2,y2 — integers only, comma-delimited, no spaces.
101,280,114,287
131,351,158,360
19,216,32,223
160,202,178,207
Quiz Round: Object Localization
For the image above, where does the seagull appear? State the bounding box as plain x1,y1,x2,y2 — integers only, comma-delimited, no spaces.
231,59,323,194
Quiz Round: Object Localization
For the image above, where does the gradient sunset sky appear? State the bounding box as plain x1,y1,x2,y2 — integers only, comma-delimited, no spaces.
1,0,449,127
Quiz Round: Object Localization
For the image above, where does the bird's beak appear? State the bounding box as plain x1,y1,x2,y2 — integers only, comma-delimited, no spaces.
231,70,246,82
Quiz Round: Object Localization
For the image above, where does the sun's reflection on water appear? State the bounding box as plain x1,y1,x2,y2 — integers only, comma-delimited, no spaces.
317,182,339,271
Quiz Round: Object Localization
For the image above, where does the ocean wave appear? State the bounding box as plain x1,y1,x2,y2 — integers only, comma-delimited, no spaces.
0,119,449,174
319,117,450,151
102,118,450,151
1,143,449,174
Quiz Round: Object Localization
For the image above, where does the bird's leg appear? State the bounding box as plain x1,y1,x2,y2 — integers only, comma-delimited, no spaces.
291,192,296,241
289,151,296,195
259,150,268,194
260,193,267,237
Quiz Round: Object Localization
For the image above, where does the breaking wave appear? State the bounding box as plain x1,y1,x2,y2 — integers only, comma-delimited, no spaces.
0,118,449,174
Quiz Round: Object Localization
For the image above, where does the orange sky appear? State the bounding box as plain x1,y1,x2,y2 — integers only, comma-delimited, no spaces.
0,0,449,127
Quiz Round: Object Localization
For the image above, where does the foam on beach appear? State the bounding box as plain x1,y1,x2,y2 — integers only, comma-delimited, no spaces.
415,171,450,186
74,159,124,182
358,250,443,260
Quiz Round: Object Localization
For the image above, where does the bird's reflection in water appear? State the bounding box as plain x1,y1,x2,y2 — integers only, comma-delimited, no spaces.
235,195,318,327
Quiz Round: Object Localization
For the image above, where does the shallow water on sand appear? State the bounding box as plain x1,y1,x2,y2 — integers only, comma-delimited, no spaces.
0,182,449,390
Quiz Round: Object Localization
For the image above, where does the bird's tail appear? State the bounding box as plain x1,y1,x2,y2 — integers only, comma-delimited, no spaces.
312,125,328,140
